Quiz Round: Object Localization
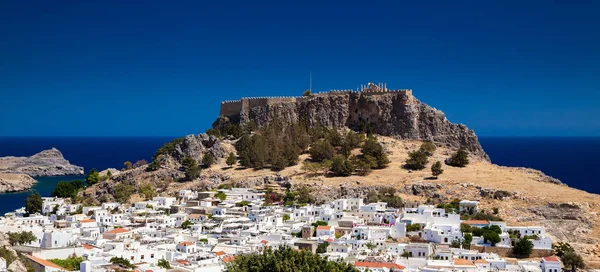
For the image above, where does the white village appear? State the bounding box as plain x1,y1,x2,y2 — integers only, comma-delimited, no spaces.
0,186,564,272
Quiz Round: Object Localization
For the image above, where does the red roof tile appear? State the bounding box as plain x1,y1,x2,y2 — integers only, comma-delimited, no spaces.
27,255,65,270
454,259,476,266
543,256,561,262
215,251,226,256
222,256,235,263
317,226,332,231
178,241,194,246
105,227,130,234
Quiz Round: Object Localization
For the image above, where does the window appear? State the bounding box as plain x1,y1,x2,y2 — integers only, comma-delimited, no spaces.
141,255,144,260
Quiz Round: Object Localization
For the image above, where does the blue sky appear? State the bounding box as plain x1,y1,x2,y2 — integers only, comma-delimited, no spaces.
1,1,599,137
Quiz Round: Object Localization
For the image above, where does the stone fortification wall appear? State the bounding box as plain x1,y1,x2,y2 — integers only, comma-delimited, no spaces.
220,96,308,117
220,88,413,117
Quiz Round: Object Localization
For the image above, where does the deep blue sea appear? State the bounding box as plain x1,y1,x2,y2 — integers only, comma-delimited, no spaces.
0,137,173,214
0,137,598,214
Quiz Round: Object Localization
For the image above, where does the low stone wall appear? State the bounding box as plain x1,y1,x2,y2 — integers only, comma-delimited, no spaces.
470,245,554,258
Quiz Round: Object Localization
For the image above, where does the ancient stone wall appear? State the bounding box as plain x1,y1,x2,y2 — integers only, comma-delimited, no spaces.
219,88,413,117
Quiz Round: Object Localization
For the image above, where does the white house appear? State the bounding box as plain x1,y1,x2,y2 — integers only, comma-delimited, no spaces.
541,256,561,272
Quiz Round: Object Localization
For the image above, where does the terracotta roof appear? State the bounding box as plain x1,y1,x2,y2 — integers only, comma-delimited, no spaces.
82,243,94,250
354,262,405,269
462,220,490,225
260,240,269,244
188,214,202,219
325,238,334,243
178,241,194,246
215,251,226,256
454,258,476,266
543,256,561,262
105,227,130,234
317,226,332,231
474,259,489,264
222,256,235,263
27,255,65,270
80,219,96,223
176,259,190,265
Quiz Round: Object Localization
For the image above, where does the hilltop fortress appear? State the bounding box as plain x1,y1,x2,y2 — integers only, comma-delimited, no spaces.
220,82,412,117
216,82,489,159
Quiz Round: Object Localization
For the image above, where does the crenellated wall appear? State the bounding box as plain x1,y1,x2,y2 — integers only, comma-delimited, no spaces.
219,85,413,117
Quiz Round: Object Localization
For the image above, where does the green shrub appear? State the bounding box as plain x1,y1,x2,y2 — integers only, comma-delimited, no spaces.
447,147,469,167
404,150,428,170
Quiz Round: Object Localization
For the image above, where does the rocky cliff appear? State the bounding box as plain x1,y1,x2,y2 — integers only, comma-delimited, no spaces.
0,148,84,177
0,173,37,193
217,91,489,160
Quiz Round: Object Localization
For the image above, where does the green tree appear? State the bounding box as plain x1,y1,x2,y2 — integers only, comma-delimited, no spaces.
282,214,290,221
25,192,42,215
138,183,157,200
202,153,215,167
8,231,37,246
225,246,358,272
361,136,390,169
182,156,200,181
110,257,134,269
226,152,237,167
561,251,585,272
311,221,328,227
146,159,161,172
404,150,428,170
106,170,112,178
215,191,226,201
49,255,83,271
124,161,133,170
316,242,329,253
303,90,312,96
483,231,501,246
365,191,379,203
70,180,85,190
309,139,335,162
157,259,171,269
52,181,77,199
419,142,437,156
431,161,443,178
330,155,354,176
302,160,331,176
181,220,193,229
113,183,135,203
85,168,99,186
512,238,534,258
462,233,473,249
447,147,469,167
552,242,574,257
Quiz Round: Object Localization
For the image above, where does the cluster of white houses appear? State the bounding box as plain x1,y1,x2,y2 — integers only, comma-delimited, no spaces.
0,189,561,272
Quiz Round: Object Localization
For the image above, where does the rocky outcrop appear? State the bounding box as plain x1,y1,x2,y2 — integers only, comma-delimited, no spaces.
169,134,227,164
0,148,84,177
0,173,37,193
217,92,489,160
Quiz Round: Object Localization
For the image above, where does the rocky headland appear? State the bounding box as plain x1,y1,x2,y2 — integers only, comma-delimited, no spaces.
216,86,488,160
0,148,84,177
0,148,83,192
0,173,37,193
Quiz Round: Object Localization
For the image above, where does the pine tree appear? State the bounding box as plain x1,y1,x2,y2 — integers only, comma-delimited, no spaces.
431,161,443,178
226,152,237,167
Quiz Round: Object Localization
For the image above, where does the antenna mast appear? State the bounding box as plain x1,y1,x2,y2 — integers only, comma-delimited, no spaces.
309,71,312,91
